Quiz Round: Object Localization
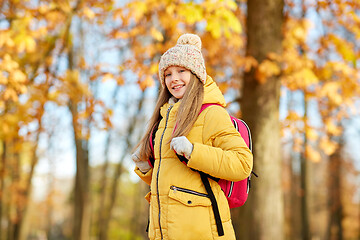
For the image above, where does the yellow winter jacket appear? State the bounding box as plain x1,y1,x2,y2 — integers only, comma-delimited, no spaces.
135,76,253,240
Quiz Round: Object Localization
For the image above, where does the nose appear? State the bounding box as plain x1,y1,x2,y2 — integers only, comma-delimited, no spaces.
170,72,180,82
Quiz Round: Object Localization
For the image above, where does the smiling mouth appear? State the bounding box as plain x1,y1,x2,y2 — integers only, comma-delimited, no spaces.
173,85,184,90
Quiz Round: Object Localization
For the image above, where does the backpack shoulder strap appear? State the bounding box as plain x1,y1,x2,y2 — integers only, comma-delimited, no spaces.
199,172,224,236
199,103,222,114
148,122,160,168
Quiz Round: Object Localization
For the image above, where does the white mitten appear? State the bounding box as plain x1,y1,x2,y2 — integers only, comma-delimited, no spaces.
170,136,193,159
131,148,151,173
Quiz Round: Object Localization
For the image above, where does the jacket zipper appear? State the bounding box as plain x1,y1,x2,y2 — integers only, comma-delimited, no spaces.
156,105,173,240
170,186,209,198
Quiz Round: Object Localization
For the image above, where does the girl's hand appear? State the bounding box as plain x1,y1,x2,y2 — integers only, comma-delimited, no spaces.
170,136,193,159
131,148,151,173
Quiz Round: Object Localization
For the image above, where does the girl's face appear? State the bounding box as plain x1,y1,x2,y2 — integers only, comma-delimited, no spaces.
164,66,191,99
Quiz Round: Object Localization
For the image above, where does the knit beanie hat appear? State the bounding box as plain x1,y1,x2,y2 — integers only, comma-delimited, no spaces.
158,33,207,86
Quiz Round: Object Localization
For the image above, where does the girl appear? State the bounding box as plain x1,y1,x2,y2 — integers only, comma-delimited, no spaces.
132,34,253,240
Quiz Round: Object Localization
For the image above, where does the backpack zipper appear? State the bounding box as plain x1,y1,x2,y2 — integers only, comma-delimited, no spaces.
156,105,173,240
227,182,234,198
170,185,209,198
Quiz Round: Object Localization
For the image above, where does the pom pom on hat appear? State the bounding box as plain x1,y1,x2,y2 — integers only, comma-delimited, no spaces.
177,33,202,50
158,33,207,86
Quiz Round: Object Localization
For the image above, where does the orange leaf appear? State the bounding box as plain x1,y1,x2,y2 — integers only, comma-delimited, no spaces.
255,60,281,84
102,73,114,82
83,7,95,20
325,120,342,136
139,76,155,91
319,137,338,155
305,145,321,163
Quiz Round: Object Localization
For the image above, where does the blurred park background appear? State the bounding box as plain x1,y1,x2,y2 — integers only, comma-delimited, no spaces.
1,0,360,239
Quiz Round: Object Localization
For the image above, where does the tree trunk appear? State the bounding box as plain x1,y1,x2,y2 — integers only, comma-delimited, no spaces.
300,93,311,240
0,141,6,240
326,141,343,240
97,86,120,240
15,121,43,240
100,90,146,239
300,153,311,240
68,33,91,240
290,157,301,240
237,0,284,239
97,132,111,240
70,102,91,240
130,182,150,239
12,150,21,240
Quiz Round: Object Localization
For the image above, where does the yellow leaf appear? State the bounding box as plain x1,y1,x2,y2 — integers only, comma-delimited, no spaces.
79,57,87,69
57,1,72,13
65,69,80,83
221,9,242,34
150,27,164,42
116,76,124,85
328,34,356,62
130,1,147,22
318,65,333,80
218,82,229,93
2,54,19,71
178,3,203,24
0,31,10,48
294,68,319,85
286,111,302,121
321,82,343,106
305,145,321,163
39,5,49,14
305,128,318,141
325,120,342,136
48,90,60,101
166,4,175,15
319,137,338,155
0,72,7,84
3,88,18,101
206,18,222,39
25,36,36,52
150,63,158,74
268,52,282,62
10,70,27,83
224,0,238,10
15,38,26,53
114,31,129,39
255,60,281,84
243,56,258,72
139,76,154,91
293,25,306,41
83,7,95,20
102,73,114,82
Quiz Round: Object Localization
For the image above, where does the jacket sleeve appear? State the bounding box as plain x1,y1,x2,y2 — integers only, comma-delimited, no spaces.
134,167,153,186
187,106,253,181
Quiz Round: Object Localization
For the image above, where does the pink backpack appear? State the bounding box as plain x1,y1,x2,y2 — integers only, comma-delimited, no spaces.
148,103,256,236
199,104,256,208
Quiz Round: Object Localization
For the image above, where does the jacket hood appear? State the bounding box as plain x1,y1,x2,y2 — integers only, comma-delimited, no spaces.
202,75,226,107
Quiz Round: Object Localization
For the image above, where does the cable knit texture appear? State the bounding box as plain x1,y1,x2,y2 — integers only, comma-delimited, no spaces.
159,33,207,85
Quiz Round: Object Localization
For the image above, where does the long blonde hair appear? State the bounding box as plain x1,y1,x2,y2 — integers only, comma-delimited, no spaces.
136,73,204,161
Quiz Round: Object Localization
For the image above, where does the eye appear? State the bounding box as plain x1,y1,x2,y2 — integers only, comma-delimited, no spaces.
165,73,171,77
179,69,185,73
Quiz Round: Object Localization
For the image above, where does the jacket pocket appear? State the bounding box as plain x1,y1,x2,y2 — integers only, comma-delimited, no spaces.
167,185,213,239
169,185,211,207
